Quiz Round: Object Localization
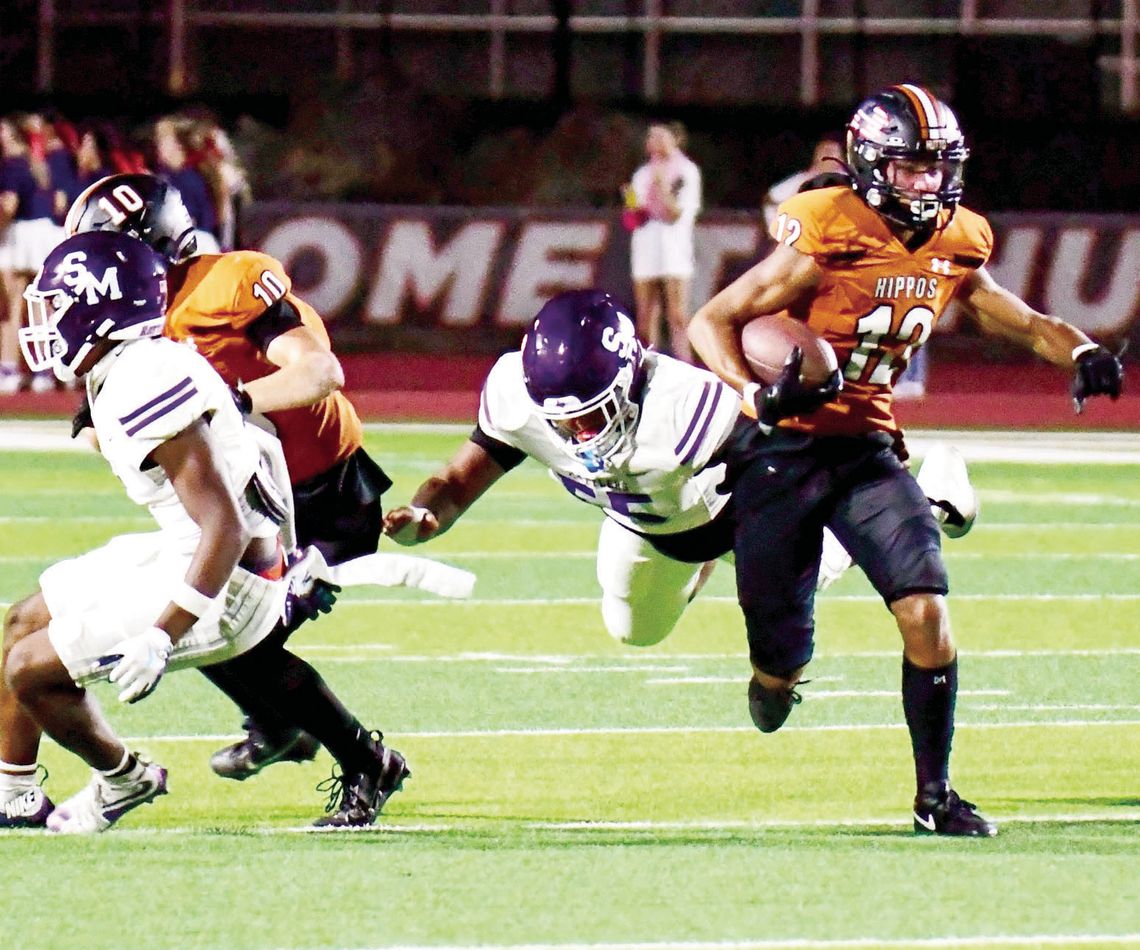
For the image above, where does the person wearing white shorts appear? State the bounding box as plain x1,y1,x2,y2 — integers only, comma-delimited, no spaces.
623,122,702,363
0,117,68,393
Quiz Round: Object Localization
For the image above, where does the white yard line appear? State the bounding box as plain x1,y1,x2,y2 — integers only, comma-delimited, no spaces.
119,719,1139,744
322,934,1140,950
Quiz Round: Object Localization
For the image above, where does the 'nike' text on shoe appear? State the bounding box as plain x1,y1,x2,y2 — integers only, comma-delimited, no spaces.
0,786,54,829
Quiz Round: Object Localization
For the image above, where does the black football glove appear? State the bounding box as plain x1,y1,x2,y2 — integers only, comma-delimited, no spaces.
230,382,253,416
752,346,843,434
70,396,93,440
1071,343,1124,413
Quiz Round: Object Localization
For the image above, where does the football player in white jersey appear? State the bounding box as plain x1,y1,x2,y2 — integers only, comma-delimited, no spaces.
0,232,405,833
385,290,739,646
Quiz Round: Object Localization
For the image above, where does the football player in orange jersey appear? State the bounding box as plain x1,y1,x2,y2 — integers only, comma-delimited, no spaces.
689,84,1123,837
64,174,408,827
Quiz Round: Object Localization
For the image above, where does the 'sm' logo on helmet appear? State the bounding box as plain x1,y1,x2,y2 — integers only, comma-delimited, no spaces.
54,251,123,305
600,318,637,361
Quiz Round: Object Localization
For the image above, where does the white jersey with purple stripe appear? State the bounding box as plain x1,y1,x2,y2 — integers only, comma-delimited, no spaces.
86,337,263,551
479,350,742,536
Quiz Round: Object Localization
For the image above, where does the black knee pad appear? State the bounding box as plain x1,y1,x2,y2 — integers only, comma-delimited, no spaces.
743,606,815,678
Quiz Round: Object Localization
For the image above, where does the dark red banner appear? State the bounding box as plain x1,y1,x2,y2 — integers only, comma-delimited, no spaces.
243,204,1140,355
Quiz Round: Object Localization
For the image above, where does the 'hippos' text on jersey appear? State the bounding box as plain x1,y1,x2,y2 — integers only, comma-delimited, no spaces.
874,275,939,300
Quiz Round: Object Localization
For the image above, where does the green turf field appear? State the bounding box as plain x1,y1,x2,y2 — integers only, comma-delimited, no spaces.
0,424,1137,950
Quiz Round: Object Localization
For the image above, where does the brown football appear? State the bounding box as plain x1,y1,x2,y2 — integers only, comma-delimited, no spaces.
741,315,838,386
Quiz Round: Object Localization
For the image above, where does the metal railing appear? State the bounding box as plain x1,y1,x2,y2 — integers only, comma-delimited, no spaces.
36,1,1140,114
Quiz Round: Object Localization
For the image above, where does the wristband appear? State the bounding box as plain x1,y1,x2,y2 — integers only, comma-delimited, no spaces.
1071,342,1100,362
170,582,216,618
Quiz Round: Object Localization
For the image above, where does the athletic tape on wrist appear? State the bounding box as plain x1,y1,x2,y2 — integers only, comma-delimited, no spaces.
170,582,216,618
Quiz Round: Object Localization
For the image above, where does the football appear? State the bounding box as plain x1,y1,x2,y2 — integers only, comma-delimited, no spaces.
741,315,838,386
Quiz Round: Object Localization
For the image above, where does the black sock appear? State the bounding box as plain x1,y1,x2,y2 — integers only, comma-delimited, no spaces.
901,655,957,793
276,651,380,775
203,644,381,775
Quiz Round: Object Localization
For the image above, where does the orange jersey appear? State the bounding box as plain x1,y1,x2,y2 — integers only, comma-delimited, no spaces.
164,251,363,485
768,186,993,437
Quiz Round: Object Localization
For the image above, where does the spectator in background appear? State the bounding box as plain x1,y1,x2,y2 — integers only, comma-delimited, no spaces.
186,120,251,251
0,115,68,393
154,117,220,254
42,115,81,209
761,132,845,228
622,121,702,364
72,124,118,190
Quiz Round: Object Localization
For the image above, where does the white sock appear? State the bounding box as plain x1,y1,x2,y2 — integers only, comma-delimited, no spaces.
99,748,139,785
0,760,38,798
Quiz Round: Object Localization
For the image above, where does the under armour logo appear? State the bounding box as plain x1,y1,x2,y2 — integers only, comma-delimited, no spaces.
933,675,947,684
930,258,952,275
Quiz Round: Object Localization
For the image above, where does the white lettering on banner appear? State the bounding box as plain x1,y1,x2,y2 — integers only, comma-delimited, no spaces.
498,222,607,325
261,215,362,317
1045,228,1140,337
250,210,1140,338
692,223,762,317
985,225,1041,301
366,220,503,326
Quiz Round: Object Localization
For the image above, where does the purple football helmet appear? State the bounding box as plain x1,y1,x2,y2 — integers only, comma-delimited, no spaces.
521,290,644,472
21,231,168,382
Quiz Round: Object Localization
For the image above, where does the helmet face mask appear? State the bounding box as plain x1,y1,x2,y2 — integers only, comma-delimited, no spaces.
65,173,198,263
521,290,644,474
20,231,168,381
846,84,969,231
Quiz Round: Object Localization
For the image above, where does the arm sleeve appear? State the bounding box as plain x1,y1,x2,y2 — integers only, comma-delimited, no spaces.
244,297,305,353
470,425,527,472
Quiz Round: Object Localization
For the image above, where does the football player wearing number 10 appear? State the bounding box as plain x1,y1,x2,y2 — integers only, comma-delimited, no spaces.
63,174,409,827
689,83,1124,837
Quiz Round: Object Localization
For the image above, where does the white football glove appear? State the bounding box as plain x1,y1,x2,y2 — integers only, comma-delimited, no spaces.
107,627,173,704
816,528,853,592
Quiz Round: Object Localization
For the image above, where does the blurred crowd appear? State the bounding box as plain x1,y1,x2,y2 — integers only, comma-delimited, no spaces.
0,110,250,393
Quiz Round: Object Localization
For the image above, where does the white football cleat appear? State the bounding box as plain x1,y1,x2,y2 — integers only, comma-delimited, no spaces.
915,443,978,539
46,757,167,834
816,528,853,592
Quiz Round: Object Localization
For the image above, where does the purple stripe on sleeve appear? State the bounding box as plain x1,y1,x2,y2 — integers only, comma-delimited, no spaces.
679,382,725,465
118,377,194,425
123,386,199,436
674,382,711,457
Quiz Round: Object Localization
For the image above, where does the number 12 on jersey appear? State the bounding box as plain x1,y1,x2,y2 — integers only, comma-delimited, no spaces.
844,303,934,385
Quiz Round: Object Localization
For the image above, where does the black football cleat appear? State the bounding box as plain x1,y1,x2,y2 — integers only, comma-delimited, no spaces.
748,676,808,733
312,736,410,829
913,784,997,837
210,719,321,781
